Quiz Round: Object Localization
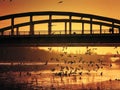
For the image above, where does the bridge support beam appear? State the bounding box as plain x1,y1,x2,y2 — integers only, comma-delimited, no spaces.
82,22,84,34
69,16,72,34
48,15,52,35
65,22,67,34
90,18,92,34
30,15,34,35
11,17,14,35
100,24,102,34
119,27,120,34
112,22,114,34
16,27,19,35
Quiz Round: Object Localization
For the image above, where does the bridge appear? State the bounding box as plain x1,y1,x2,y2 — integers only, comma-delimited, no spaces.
0,11,120,46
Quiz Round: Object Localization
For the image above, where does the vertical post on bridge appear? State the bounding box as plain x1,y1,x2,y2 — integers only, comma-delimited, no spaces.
48,14,52,35
100,24,102,34
16,27,19,35
11,17,14,35
90,18,93,34
112,22,114,34
119,27,120,34
69,15,72,34
82,22,84,34
65,22,67,34
30,15,34,35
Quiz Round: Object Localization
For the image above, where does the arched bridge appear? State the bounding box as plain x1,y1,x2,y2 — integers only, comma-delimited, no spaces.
0,11,120,46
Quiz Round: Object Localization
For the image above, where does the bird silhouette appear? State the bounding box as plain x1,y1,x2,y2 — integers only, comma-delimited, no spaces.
100,72,103,76
116,51,119,54
2,0,12,1
48,47,52,51
58,0,63,3
51,68,55,72
44,61,48,65
110,63,112,67
114,46,117,49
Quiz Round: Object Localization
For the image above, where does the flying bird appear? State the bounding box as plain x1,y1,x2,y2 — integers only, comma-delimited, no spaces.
44,61,48,65
114,46,117,49
58,1,63,4
116,51,119,54
48,47,52,51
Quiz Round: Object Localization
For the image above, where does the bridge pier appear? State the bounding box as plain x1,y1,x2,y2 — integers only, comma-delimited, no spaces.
69,16,72,34
65,22,67,34
30,15,34,35
16,27,19,35
11,17,14,35
100,24,102,34
90,18,93,34
119,27,120,34
112,22,114,34
48,15,52,35
82,22,84,34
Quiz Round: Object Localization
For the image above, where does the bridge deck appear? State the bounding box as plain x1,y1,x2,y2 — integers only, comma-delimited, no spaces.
0,34,120,47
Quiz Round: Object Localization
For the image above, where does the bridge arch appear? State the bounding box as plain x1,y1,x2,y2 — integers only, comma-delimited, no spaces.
0,11,120,35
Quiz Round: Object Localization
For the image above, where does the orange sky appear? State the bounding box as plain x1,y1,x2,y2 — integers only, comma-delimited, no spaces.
0,0,120,55
0,0,120,19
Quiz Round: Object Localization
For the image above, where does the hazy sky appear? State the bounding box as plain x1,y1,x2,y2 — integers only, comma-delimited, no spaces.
0,0,120,19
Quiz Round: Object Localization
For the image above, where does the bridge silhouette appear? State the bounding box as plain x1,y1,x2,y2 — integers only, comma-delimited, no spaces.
0,11,120,46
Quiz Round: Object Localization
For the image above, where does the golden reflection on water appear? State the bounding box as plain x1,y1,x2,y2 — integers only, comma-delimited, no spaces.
33,63,120,84
0,62,120,89
39,46,120,55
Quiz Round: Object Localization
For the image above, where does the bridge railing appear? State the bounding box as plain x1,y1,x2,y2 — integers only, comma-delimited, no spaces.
1,29,119,36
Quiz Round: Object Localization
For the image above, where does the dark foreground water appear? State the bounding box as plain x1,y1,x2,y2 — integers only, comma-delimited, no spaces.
0,63,120,90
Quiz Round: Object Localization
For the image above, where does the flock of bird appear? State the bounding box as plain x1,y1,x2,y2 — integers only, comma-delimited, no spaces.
2,0,64,3
1,46,119,90
44,47,120,77
2,0,12,2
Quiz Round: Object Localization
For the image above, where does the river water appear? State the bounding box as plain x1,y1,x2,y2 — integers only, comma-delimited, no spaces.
0,62,120,89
